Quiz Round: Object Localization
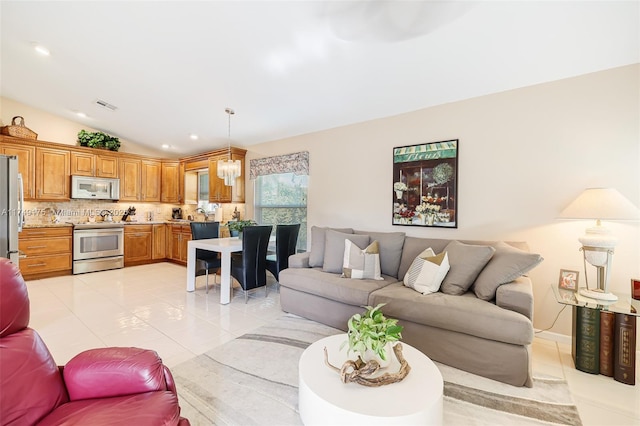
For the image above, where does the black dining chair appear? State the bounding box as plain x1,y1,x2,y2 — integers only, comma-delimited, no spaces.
190,221,222,293
266,223,301,283
230,225,273,303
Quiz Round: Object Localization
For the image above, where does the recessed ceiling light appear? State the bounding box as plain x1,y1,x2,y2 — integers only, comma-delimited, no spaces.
34,44,50,56
161,144,171,149
189,134,198,140
75,112,87,118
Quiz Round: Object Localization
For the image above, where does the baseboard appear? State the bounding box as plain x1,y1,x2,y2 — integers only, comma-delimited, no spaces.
534,329,572,345
535,329,640,357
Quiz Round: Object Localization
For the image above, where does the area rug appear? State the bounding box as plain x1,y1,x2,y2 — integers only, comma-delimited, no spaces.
172,314,582,426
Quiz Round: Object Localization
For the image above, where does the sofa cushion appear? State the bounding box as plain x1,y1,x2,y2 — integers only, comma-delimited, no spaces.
473,242,543,301
37,392,181,426
279,267,394,306
323,230,369,273
342,240,383,280
369,282,533,346
403,248,450,294
440,241,495,295
398,237,453,280
354,230,405,278
309,227,353,267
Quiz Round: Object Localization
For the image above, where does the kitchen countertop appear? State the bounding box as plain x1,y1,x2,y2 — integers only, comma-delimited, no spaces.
23,219,228,229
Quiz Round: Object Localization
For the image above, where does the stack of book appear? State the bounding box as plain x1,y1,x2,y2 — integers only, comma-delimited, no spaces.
572,306,636,385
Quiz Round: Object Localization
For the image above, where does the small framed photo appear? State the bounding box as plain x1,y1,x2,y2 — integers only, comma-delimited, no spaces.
631,278,640,301
558,269,579,291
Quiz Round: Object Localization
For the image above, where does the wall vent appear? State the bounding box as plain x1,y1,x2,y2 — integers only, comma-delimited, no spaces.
95,99,118,111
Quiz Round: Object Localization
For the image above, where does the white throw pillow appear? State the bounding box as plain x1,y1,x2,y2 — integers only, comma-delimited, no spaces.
342,239,383,280
403,248,450,294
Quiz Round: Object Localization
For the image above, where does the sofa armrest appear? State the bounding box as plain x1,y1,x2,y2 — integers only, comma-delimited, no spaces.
289,252,310,268
495,276,534,321
63,347,170,401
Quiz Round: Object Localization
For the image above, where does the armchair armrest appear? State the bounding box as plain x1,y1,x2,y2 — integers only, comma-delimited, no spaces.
496,276,534,321
288,252,310,268
63,347,170,401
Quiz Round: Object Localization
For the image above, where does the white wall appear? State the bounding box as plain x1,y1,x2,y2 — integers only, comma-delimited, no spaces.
0,97,168,158
245,64,640,338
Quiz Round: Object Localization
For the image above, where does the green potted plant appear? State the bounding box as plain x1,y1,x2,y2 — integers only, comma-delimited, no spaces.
77,130,121,151
227,219,257,237
343,303,403,367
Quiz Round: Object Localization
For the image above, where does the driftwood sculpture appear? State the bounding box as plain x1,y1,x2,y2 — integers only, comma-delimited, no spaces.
324,343,411,387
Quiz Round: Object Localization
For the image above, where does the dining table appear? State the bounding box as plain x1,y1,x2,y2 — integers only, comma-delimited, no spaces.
186,237,242,304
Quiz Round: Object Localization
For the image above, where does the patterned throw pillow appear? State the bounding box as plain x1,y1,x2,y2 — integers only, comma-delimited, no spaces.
403,248,450,294
342,240,383,280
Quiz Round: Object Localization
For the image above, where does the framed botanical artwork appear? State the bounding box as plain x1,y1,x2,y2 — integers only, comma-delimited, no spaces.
558,269,579,291
392,139,458,228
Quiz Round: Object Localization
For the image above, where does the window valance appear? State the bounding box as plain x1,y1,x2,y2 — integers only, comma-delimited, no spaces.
249,151,309,179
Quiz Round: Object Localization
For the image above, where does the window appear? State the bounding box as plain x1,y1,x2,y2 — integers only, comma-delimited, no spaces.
197,171,209,210
254,173,308,251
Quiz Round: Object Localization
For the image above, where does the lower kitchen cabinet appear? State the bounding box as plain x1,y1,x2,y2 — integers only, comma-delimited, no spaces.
168,224,191,265
19,227,72,280
152,224,167,259
124,225,153,266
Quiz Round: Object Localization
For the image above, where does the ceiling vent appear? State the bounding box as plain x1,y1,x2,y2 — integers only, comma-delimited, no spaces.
95,99,118,111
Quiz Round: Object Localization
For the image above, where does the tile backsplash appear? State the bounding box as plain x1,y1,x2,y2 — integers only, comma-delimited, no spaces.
23,200,245,225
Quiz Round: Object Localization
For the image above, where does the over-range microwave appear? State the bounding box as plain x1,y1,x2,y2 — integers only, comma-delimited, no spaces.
71,175,120,200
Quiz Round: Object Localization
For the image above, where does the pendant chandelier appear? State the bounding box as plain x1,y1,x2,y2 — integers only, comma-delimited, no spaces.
217,107,242,186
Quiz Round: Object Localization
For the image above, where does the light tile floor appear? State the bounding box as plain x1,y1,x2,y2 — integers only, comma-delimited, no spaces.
26,263,640,425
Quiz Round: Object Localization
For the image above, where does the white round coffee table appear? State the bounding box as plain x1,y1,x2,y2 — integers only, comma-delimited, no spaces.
299,334,443,425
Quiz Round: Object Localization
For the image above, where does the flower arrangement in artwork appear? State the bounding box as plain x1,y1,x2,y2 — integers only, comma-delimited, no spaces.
393,182,408,192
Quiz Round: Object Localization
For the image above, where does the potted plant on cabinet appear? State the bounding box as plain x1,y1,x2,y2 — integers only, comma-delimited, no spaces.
77,130,121,151
343,303,403,368
227,220,257,237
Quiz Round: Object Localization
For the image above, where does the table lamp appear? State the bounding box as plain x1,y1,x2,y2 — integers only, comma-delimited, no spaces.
559,188,640,302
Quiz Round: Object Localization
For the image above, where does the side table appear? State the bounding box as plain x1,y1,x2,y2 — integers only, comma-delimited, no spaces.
298,334,443,425
552,285,638,385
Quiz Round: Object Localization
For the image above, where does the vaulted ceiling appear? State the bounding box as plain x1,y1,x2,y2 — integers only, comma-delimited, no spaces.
1,1,638,155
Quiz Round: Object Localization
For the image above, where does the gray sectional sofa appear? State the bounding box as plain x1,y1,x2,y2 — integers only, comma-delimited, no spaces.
279,227,543,387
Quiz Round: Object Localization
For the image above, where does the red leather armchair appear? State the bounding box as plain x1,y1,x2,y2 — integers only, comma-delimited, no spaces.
0,258,190,425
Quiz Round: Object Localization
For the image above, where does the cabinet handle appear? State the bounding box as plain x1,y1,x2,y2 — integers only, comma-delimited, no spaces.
27,263,47,267
27,245,47,249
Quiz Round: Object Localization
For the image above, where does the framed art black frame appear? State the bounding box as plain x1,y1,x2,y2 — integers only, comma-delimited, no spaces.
392,139,458,228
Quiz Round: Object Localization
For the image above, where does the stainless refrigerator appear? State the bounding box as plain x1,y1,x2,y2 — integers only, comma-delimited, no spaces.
0,155,24,265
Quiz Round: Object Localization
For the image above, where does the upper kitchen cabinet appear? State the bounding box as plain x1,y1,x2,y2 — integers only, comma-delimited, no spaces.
208,154,232,203
36,147,70,200
119,157,161,202
208,149,245,203
71,152,119,178
141,160,161,202
161,161,183,203
119,157,141,201
0,142,35,200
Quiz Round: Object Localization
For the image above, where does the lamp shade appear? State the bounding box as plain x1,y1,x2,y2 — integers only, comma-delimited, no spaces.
559,188,640,221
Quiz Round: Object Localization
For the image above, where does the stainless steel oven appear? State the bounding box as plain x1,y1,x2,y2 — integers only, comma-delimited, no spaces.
73,223,124,274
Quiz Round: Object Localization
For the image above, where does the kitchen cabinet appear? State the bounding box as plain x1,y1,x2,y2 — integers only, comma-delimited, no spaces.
18,227,72,279
168,224,191,265
119,157,161,202
141,160,161,202
35,147,70,200
208,151,245,203
152,224,167,259
71,152,119,178
119,157,141,201
161,161,183,203
208,155,233,203
0,143,35,199
231,152,245,203
124,225,153,265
